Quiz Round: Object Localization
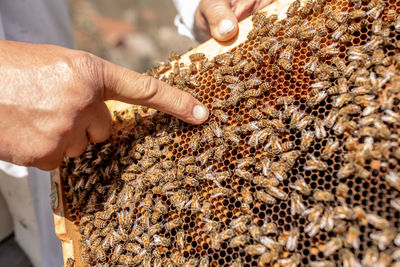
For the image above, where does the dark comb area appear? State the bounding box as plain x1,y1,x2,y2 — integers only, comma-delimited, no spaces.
59,0,400,266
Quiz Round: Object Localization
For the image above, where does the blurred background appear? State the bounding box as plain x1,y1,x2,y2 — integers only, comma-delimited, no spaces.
69,0,198,73
0,1,198,266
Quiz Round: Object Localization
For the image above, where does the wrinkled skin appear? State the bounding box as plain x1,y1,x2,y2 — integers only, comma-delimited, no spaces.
0,41,208,170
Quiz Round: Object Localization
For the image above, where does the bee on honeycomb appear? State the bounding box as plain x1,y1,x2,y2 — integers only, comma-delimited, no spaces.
60,0,400,266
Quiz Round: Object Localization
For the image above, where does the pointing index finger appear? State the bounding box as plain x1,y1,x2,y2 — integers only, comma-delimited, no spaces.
102,60,209,125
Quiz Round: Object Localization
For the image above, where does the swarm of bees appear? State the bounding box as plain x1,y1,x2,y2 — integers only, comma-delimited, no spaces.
60,0,400,266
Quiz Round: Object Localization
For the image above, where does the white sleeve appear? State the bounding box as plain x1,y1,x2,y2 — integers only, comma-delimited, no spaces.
172,0,205,41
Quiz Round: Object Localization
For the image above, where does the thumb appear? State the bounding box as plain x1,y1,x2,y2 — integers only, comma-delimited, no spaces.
197,0,239,42
101,60,209,125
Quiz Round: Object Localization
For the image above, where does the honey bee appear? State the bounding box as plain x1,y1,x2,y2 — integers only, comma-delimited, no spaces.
268,42,283,58
307,90,327,107
390,198,400,212
245,98,257,109
256,190,276,205
189,53,205,62
276,96,294,107
308,35,322,51
284,227,299,252
229,235,249,248
260,36,278,51
284,15,301,29
243,61,257,74
211,97,227,109
387,9,397,22
370,229,397,250
366,213,390,230
200,60,215,72
234,168,252,181
253,176,280,188
264,134,282,155
213,109,228,124
313,189,334,202
249,48,263,64
361,246,379,267
300,130,315,151
318,42,339,57
230,215,250,234
178,156,195,166
344,225,361,250
286,0,300,17
286,24,300,40
94,218,107,229
385,171,400,191
332,24,346,41
342,249,363,267
196,148,214,166
268,20,282,37
304,55,319,74
210,187,231,199
246,244,267,256
224,75,240,84
163,217,183,232
201,217,221,234
214,70,224,85
126,243,141,254
367,2,385,20
272,161,290,182
334,183,349,203
323,108,339,129
304,154,328,171
309,261,336,267
224,128,240,146
188,62,197,74
244,75,262,89
111,244,123,264
198,256,210,267
171,252,186,265
290,192,306,215
173,229,185,249
227,90,242,106
266,186,288,200
347,22,361,35
311,118,326,140
249,108,264,120
323,237,343,257
297,25,316,40
281,150,301,169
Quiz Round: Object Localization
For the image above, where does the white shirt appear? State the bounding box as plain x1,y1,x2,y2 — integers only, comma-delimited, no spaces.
172,0,204,41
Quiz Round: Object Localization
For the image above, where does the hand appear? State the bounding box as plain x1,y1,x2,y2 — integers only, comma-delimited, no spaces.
195,0,275,42
0,40,209,170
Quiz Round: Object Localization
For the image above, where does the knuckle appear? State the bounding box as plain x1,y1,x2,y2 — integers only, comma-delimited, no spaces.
172,92,193,118
70,51,105,89
139,76,160,101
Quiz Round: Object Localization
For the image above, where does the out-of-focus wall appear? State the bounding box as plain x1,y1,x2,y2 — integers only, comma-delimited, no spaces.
69,0,198,73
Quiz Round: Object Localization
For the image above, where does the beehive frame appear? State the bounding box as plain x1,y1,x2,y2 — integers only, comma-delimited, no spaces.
53,0,400,266
51,2,297,264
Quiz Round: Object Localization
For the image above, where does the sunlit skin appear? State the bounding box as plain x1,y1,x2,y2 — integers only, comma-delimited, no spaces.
0,2,278,170
0,41,208,170
196,0,276,41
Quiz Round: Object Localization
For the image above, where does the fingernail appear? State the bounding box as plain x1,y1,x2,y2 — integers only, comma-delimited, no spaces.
193,105,209,122
218,19,235,36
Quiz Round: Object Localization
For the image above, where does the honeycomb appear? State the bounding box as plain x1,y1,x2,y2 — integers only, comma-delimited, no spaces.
59,0,400,266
